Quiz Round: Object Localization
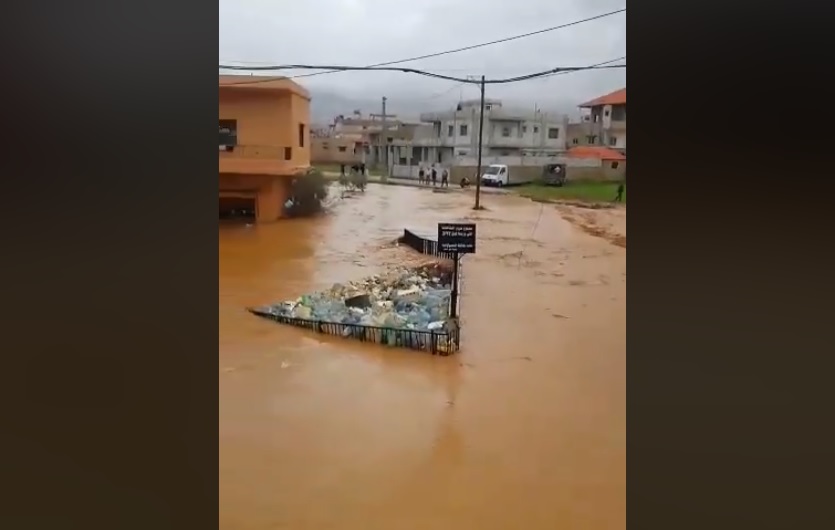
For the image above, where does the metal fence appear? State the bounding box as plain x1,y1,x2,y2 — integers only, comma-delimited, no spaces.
248,308,459,355
399,229,458,260
246,228,463,355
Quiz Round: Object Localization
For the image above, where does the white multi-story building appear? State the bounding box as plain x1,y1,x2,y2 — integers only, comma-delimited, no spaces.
567,88,626,153
416,99,569,164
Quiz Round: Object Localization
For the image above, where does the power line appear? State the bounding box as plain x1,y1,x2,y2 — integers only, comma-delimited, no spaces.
220,61,518,75
287,8,625,80
536,56,626,81
218,63,625,86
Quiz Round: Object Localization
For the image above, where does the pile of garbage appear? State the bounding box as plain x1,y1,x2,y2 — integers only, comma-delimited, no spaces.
254,263,454,332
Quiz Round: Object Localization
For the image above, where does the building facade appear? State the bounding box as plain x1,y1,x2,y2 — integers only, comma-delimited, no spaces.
219,75,311,222
310,136,362,165
567,88,626,152
310,113,410,167
417,99,569,163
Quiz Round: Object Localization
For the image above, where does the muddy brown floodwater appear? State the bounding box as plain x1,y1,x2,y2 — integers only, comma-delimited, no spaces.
220,184,626,530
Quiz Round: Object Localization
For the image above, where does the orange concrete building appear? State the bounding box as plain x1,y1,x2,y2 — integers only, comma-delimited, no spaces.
219,75,311,222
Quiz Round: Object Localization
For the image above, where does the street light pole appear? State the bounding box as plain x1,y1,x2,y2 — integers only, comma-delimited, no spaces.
474,75,486,210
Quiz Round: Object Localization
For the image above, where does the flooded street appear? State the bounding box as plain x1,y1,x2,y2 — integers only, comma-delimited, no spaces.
219,184,626,529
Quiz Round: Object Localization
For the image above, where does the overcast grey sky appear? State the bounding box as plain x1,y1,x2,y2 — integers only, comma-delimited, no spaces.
219,0,625,121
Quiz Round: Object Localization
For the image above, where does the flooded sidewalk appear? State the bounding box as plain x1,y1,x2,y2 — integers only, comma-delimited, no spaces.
219,183,625,529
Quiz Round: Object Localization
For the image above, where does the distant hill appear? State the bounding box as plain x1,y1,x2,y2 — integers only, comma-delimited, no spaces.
307,88,422,124
307,87,581,125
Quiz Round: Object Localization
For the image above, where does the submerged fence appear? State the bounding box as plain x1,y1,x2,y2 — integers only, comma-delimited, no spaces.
247,229,461,356
399,229,458,260
248,309,458,355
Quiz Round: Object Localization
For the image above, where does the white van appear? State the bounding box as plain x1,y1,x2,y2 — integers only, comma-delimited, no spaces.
480,164,509,187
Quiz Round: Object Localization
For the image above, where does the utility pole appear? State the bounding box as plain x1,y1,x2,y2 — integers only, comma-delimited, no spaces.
380,96,388,182
474,75,486,210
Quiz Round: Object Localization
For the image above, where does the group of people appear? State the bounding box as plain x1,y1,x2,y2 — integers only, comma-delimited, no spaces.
417,164,449,187
340,163,366,177
338,163,367,192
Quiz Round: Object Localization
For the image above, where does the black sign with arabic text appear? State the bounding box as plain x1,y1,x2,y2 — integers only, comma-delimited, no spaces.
437,223,476,254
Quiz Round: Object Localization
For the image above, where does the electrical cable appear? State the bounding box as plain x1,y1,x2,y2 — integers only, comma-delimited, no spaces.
286,8,625,80
535,56,626,81
219,63,625,86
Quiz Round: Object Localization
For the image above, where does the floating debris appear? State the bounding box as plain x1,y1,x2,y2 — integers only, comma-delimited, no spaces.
253,263,454,332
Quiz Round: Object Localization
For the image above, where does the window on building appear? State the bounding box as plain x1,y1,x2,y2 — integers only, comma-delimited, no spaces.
572,138,579,144
448,124,454,137
609,136,617,146
460,124,468,136
322,143,329,150
298,123,306,147
587,135,597,144
219,119,238,147
533,126,539,134
611,161,619,169
502,127,511,137
485,104,492,110
604,110,610,117
522,125,527,134
548,128,559,139
284,147,292,160
338,146,347,152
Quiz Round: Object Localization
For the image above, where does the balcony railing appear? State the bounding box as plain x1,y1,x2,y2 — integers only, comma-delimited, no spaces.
219,144,304,175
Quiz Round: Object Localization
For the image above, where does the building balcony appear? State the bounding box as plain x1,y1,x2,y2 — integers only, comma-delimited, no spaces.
219,144,308,176
488,136,531,148
607,119,626,130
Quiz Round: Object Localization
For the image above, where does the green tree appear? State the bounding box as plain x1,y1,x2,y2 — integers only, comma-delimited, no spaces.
284,169,329,217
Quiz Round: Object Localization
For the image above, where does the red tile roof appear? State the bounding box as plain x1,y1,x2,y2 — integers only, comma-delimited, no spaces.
579,88,626,108
567,146,626,161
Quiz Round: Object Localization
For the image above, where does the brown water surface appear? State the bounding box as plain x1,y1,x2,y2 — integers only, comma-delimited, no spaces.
219,184,626,529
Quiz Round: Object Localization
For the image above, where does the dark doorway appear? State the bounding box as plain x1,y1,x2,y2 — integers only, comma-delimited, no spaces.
219,195,255,222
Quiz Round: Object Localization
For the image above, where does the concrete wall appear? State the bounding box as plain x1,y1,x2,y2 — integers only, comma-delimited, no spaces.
311,137,361,164
565,161,626,182
390,156,625,183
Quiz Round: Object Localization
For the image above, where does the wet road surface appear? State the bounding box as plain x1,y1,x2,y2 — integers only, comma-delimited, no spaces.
219,184,626,529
